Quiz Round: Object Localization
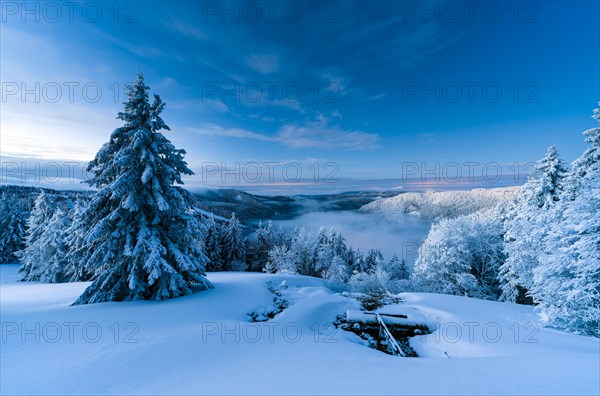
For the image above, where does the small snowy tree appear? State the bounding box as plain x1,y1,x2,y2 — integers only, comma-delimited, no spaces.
36,206,72,283
64,195,95,281
314,227,334,275
204,214,224,272
288,227,315,275
348,262,402,308
348,247,367,274
247,221,275,272
364,248,384,273
330,230,348,261
222,213,247,271
17,191,57,277
386,254,409,280
323,254,349,291
265,245,297,275
0,194,31,264
72,73,212,304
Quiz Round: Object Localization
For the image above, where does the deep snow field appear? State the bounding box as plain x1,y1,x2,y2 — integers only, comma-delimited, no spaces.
1,264,598,395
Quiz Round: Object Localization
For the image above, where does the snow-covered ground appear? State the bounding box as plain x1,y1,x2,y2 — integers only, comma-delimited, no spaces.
1,264,598,395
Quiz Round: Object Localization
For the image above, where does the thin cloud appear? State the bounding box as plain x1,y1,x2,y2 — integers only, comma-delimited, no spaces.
277,122,378,150
244,54,280,74
369,93,387,102
89,28,167,60
275,112,379,150
188,115,379,151
188,124,273,142
163,18,209,41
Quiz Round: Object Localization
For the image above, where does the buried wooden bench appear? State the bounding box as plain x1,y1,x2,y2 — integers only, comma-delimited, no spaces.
344,308,431,356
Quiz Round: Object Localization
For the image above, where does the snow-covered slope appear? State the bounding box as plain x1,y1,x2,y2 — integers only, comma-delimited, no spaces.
1,264,598,395
360,187,520,221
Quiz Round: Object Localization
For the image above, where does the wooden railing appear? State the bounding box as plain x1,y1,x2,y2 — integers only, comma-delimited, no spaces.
375,312,405,357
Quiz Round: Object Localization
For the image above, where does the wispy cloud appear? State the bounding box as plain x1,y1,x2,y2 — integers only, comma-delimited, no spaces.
271,98,305,113
188,113,379,151
187,124,272,142
162,18,209,41
277,117,379,150
417,133,436,143
369,93,387,102
244,54,280,74
249,114,275,122
88,28,168,60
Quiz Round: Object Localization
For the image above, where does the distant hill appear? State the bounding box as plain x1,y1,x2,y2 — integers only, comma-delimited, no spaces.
359,187,521,221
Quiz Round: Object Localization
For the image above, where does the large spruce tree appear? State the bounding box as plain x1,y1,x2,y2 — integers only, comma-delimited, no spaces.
533,104,600,336
73,73,212,304
499,145,569,302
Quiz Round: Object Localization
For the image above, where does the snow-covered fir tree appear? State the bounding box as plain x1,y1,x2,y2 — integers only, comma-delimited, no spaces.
386,254,409,280
348,247,366,274
274,225,287,247
499,146,569,302
63,195,95,282
247,221,274,272
72,73,212,304
314,227,335,275
532,104,600,336
222,212,247,271
330,230,348,261
35,206,73,283
204,214,225,272
0,194,31,264
289,227,316,275
323,254,349,290
364,248,384,273
17,191,57,278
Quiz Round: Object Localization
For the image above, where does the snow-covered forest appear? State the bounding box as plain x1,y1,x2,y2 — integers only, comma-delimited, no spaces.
1,76,598,337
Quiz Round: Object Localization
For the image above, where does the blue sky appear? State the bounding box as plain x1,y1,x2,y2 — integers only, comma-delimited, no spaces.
1,1,599,194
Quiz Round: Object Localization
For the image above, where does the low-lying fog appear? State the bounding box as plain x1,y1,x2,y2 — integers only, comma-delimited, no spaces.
275,210,433,268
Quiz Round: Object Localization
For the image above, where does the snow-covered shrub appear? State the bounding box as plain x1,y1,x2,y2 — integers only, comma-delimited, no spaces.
413,208,505,300
265,245,297,275
348,265,403,309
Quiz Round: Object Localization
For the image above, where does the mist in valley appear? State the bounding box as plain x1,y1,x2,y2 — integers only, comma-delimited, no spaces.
275,209,433,268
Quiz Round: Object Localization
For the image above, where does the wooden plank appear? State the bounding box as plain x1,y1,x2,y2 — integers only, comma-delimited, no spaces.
346,309,426,328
